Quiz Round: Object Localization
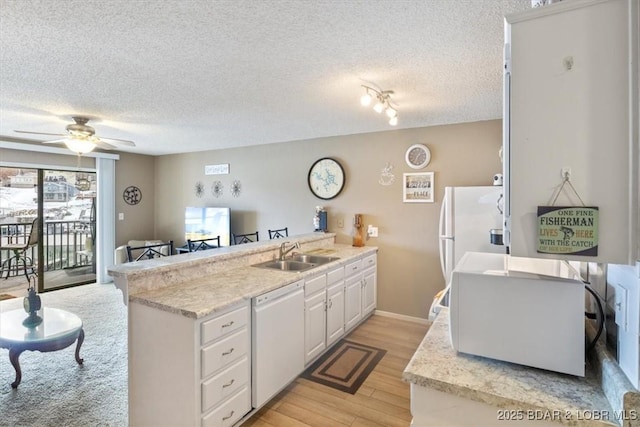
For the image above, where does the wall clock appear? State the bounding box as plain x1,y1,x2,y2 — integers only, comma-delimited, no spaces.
405,144,431,169
308,157,345,200
123,186,142,205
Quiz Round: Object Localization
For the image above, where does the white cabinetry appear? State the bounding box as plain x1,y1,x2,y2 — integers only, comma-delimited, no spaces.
344,258,363,332
304,273,328,364
326,266,345,347
344,253,378,332
362,253,377,316
129,301,251,427
504,0,639,264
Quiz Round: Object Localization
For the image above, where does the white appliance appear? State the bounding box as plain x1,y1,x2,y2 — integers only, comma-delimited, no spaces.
607,263,640,389
449,251,585,377
252,280,304,408
431,186,506,319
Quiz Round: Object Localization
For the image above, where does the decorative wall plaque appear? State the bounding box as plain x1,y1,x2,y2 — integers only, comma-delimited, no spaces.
537,206,599,256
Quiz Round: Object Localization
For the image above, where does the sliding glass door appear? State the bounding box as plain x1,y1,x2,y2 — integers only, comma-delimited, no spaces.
0,167,97,293
41,169,97,290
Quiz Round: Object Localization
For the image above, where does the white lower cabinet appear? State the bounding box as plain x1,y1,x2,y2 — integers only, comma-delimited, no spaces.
326,280,345,347
362,254,377,316
344,254,378,332
344,257,363,332
128,300,251,427
304,273,327,364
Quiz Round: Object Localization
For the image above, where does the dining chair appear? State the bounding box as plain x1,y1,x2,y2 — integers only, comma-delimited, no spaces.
268,227,288,239
232,232,259,245
126,241,174,262
187,236,221,252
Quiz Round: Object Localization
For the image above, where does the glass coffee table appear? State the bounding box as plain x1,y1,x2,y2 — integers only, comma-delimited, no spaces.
0,307,84,388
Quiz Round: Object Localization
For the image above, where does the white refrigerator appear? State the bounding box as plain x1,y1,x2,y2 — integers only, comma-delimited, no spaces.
430,186,506,319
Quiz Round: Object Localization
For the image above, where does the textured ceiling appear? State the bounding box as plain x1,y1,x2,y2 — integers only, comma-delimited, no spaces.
0,0,532,156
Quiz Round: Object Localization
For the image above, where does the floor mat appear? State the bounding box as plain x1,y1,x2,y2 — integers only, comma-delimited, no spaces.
0,293,17,300
301,339,386,394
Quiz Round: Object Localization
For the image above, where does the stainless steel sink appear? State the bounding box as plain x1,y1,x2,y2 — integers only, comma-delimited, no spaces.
290,254,340,264
253,259,318,271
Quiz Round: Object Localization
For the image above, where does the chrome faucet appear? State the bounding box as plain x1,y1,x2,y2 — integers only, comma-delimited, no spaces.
279,241,300,260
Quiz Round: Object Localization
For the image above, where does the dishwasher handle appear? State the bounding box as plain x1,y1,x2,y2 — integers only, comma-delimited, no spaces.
254,280,303,306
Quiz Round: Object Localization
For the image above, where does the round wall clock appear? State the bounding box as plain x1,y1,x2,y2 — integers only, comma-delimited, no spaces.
405,144,431,169
123,186,142,205
308,157,345,200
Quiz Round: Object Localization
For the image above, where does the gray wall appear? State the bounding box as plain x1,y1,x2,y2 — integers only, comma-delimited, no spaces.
146,120,502,319
114,152,156,246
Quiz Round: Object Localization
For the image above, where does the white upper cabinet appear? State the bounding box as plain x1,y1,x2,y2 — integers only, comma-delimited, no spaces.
504,0,639,264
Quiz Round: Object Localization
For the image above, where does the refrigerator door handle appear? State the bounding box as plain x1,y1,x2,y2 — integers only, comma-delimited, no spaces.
438,198,448,279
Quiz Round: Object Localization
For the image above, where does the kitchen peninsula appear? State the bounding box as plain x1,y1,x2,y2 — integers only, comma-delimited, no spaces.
108,232,378,427
403,308,640,427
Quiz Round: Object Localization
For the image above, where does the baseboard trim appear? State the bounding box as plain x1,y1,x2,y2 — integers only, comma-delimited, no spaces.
374,309,431,325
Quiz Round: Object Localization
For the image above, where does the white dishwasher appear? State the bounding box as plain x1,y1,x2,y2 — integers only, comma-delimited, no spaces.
252,279,304,408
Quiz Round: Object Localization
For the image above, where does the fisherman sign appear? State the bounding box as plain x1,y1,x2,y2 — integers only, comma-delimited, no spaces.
537,206,599,256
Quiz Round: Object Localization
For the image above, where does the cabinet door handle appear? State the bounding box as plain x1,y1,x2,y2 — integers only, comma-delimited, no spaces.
222,378,235,388
328,299,333,309
222,347,234,356
222,410,235,421
221,320,234,328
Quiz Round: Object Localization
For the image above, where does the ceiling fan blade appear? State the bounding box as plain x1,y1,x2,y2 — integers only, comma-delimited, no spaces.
98,137,135,146
41,139,67,144
14,130,66,137
95,140,117,150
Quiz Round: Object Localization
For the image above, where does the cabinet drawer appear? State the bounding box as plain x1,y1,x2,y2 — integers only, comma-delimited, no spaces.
362,253,377,269
202,356,249,413
305,273,327,296
344,259,362,277
201,385,250,427
202,327,248,378
201,305,249,346
327,265,344,285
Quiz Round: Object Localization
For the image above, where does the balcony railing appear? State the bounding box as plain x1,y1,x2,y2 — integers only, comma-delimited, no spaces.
0,220,95,278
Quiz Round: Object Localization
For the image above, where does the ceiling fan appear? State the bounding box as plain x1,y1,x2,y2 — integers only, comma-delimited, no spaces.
14,116,136,155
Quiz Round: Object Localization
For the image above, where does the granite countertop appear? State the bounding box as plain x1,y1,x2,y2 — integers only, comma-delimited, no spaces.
403,307,619,427
119,241,377,319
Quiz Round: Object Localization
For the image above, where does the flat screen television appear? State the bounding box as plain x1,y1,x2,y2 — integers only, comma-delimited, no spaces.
185,207,231,247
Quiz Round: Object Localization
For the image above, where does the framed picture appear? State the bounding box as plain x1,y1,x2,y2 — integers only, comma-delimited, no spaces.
403,172,434,203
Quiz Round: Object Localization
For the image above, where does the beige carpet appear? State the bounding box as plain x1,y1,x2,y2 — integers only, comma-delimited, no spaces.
301,339,386,394
0,283,127,427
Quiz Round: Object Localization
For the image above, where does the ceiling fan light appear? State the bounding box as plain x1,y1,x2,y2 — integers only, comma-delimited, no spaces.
64,138,97,155
389,116,398,126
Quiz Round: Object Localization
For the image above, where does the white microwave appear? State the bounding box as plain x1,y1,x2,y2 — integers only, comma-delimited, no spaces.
449,252,585,377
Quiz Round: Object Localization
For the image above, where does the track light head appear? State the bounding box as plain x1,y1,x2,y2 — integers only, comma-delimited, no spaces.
360,85,398,125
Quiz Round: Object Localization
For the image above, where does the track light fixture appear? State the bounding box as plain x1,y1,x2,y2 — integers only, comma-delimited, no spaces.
360,85,398,126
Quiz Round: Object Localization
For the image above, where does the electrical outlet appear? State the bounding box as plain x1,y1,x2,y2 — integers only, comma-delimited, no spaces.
337,217,344,228
118,213,124,221
614,284,628,332
367,225,378,237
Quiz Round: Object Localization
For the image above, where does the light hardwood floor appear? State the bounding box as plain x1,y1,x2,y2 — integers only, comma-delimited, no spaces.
243,314,430,427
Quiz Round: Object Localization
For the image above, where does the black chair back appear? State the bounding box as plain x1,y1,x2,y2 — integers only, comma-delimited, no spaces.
126,241,174,262
232,232,259,245
187,236,221,252
268,227,288,239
